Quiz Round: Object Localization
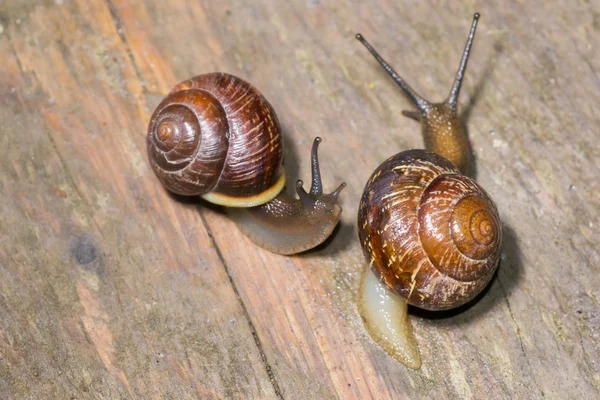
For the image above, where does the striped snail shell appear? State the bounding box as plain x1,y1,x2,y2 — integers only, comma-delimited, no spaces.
147,73,285,207
358,149,501,310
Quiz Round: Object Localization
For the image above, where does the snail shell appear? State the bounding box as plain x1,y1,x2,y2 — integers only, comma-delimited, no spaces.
358,149,501,311
147,73,285,207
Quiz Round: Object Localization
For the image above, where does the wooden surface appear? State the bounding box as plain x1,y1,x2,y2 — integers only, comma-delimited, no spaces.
1,0,599,398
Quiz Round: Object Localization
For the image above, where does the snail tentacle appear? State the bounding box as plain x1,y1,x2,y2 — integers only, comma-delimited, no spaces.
355,33,430,113
447,13,480,109
309,137,323,195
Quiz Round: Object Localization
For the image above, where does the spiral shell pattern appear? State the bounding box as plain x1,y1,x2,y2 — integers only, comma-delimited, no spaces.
147,73,285,207
358,149,501,310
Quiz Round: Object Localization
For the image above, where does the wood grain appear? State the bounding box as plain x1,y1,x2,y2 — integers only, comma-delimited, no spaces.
1,0,598,398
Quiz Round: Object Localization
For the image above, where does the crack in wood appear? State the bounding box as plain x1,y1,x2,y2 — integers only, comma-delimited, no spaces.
498,277,542,397
43,124,106,239
198,210,284,400
104,0,147,92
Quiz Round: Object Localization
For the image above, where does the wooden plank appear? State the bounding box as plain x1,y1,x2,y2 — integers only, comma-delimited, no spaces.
0,1,276,398
1,0,599,398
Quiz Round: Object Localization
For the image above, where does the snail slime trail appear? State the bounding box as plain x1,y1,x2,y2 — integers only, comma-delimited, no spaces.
356,14,502,369
147,73,345,255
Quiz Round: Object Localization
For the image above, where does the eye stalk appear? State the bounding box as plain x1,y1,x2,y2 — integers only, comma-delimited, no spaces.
295,137,347,210
309,136,323,195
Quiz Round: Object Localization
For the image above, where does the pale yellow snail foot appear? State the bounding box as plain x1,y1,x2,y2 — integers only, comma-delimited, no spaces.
359,267,421,369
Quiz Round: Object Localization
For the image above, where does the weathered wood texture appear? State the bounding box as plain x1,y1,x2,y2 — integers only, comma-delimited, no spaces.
0,0,598,398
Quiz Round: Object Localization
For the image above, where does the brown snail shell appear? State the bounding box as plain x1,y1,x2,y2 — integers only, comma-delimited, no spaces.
147,73,285,207
358,149,501,311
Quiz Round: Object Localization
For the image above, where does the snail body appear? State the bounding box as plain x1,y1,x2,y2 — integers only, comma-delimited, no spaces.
147,73,345,254
228,138,346,255
356,13,502,368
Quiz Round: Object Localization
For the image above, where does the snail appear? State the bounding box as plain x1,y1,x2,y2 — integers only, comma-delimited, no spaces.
147,73,346,255
355,13,502,368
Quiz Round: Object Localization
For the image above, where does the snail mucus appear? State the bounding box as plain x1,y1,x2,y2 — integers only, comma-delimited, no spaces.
147,73,346,255
356,13,502,369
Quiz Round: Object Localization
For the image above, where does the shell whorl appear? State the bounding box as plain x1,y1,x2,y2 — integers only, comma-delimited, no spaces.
147,73,285,207
358,149,501,310
147,88,229,196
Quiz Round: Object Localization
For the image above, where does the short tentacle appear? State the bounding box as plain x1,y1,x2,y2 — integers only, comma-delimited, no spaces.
401,110,421,121
296,179,315,209
330,182,347,199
